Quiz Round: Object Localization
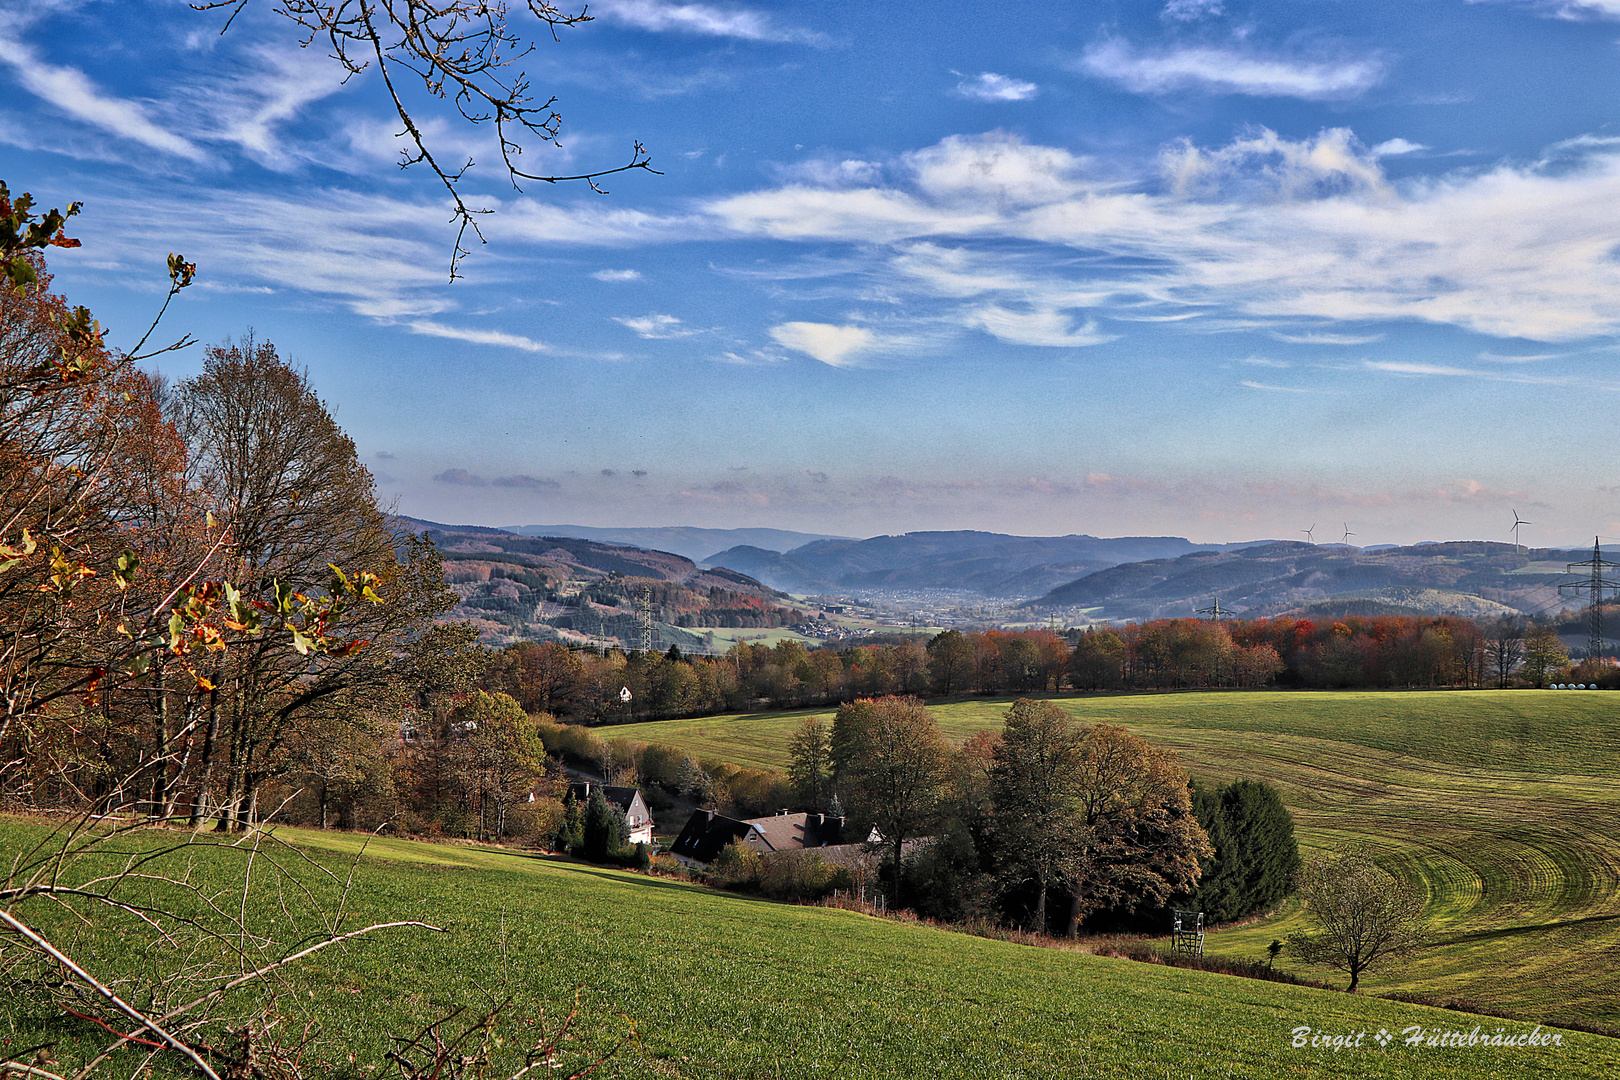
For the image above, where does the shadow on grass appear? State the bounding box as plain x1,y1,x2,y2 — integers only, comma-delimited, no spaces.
1429,910,1620,946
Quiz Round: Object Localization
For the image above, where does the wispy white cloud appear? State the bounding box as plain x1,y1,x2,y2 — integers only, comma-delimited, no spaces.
79,124,1620,353
592,0,822,43
592,268,643,282
1160,127,1388,198
0,30,203,159
1080,39,1384,100
1241,380,1321,393
1271,330,1385,345
1365,360,1620,389
953,72,1039,103
615,313,702,339
1485,0,1620,20
769,322,876,366
1162,0,1224,20
407,320,549,352
964,305,1114,347
1477,350,1559,363
1372,137,1428,157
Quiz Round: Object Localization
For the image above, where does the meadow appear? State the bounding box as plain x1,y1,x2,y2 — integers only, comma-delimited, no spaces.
2,819,1610,1080
607,690,1620,1028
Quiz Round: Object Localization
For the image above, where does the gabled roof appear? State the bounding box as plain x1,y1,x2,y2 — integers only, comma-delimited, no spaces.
742,812,847,852
568,782,652,826
670,810,753,863
670,810,849,863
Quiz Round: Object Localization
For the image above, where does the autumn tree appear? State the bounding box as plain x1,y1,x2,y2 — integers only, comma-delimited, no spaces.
1484,617,1525,688
1053,721,1210,936
926,630,975,695
169,338,465,828
1289,847,1428,992
990,698,1089,933
450,691,543,841
1069,628,1126,690
831,696,949,900
787,715,833,811
1520,623,1567,688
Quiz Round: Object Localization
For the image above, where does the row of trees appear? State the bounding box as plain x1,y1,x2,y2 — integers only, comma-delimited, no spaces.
475,608,1582,731
1070,614,1579,690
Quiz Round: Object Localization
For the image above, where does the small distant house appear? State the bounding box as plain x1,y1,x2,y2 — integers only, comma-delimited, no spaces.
568,781,654,846
669,809,853,867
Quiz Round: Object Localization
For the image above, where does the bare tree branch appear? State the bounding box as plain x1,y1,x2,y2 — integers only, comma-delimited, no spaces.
189,1,660,280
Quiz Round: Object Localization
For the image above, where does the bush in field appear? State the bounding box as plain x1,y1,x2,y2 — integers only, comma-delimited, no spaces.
758,849,851,902
711,839,762,890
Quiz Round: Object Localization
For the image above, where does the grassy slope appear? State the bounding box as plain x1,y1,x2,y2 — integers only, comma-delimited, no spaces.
606,691,1620,1028
2,821,1608,1079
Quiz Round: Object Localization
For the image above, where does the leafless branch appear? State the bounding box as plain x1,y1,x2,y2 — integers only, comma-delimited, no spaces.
190,1,659,280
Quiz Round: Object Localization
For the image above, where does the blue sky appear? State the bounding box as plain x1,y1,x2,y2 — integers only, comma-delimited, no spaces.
6,0,1620,547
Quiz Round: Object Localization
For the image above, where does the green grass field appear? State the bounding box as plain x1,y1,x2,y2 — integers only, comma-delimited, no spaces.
605,690,1620,1029
2,820,1611,1079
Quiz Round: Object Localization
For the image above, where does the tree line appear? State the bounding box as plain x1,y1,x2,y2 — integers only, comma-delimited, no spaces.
474,610,1585,730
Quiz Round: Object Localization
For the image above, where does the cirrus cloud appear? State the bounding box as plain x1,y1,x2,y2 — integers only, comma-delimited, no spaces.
1080,39,1385,100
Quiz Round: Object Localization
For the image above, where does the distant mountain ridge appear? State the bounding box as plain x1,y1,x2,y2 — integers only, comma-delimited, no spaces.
498,524,850,563
1023,540,1583,621
702,531,1272,597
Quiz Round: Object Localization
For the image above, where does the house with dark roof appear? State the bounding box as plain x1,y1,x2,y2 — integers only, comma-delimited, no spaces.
669,809,856,867
568,781,654,846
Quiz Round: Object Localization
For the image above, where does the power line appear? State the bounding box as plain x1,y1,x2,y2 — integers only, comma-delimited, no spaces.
1558,537,1620,660
636,586,655,654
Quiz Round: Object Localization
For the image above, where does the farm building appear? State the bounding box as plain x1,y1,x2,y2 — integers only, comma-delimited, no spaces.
670,809,856,867
567,781,655,846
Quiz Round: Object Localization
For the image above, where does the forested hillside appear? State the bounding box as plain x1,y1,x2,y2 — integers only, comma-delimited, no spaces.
405,519,807,646
1030,540,1582,622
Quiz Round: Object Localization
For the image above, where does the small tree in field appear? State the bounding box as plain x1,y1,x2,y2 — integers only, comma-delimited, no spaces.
1290,847,1427,991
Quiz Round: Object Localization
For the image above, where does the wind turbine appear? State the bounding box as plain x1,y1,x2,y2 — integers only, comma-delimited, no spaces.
1342,523,1357,546
1302,524,1316,545
1512,510,1531,554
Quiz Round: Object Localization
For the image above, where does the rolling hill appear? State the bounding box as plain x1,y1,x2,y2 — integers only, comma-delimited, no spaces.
704,531,1270,597
1024,540,1583,622
398,518,805,647
606,689,1620,1032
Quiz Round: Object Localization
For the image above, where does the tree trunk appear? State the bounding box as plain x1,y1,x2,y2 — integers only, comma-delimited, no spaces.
214,719,241,832
189,675,221,828
150,660,168,819
1031,878,1047,935
1064,891,1084,938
